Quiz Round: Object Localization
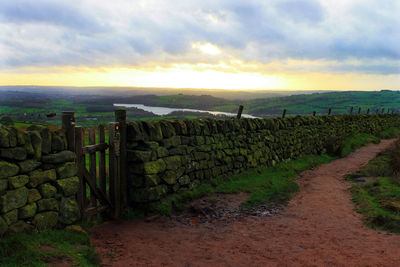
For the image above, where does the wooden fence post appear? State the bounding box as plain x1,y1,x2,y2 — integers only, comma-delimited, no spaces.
74,126,86,213
349,107,353,114
367,108,370,114
236,105,244,119
382,108,385,114
115,109,127,209
376,109,379,114
328,108,331,116
282,109,287,119
312,111,316,116
109,122,121,219
62,111,75,151
358,107,361,114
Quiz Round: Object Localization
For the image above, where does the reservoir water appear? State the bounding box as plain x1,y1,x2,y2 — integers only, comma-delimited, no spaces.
113,104,258,118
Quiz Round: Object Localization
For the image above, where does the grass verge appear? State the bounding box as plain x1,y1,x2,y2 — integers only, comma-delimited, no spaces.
341,133,380,157
0,229,99,267
349,149,400,233
156,154,335,215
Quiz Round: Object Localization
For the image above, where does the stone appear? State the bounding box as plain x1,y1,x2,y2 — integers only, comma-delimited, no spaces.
39,183,57,198
56,162,77,179
3,209,18,225
144,174,160,186
24,132,34,156
27,125,52,154
58,197,80,224
29,169,57,187
33,211,58,230
156,147,169,158
18,159,41,173
143,121,163,141
161,136,181,148
164,156,182,170
0,127,10,147
56,176,79,196
178,175,190,185
0,161,19,179
0,147,27,160
42,151,76,164
132,185,167,202
29,131,42,159
18,203,37,219
37,198,59,212
0,180,7,193
27,189,42,203
65,225,86,234
129,174,144,187
0,187,29,213
51,131,65,152
8,221,34,233
161,170,177,185
0,216,7,235
127,150,152,162
8,175,29,189
142,159,166,174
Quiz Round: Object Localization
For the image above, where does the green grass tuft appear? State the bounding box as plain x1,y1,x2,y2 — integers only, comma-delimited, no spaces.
341,133,380,157
156,154,335,215
0,229,99,266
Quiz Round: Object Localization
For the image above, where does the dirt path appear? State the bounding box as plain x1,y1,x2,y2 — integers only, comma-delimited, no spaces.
91,139,400,266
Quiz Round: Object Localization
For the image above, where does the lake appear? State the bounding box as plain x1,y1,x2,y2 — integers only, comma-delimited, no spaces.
113,104,258,118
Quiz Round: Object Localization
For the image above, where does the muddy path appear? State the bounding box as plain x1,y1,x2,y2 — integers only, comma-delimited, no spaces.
91,139,400,266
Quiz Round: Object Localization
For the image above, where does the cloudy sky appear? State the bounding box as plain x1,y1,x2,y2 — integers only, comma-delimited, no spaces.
0,0,399,90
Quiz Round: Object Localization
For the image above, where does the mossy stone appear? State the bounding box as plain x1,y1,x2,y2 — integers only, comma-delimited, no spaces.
156,147,169,158
144,174,160,186
0,147,27,160
58,197,80,224
24,132,34,156
51,131,66,152
161,136,181,148
164,155,182,170
29,169,57,187
0,180,7,194
3,209,18,225
27,125,52,154
142,159,166,174
0,216,8,235
178,175,190,185
0,187,28,213
27,189,42,203
37,198,59,212
33,211,58,230
42,150,76,164
0,127,10,148
161,170,177,185
127,150,152,162
18,159,41,173
0,161,19,179
18,203,37,219
8,221,34,233
132,185,167,202
56,176,79,196
29,131,42,159
39,183,57,198
8,175,29,189
143,121,163,141
56,162,77,179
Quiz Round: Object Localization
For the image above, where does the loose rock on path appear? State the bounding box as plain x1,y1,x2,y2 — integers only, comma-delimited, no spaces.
91,139,400,266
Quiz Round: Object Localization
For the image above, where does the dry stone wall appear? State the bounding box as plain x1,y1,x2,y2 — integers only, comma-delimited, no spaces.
0,125,80,235
126,114,400,207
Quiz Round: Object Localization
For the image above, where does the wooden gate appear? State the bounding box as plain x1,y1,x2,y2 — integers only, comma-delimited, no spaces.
62,110,127,220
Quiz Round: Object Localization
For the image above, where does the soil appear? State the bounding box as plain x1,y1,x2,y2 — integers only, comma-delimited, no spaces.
91,139,400,266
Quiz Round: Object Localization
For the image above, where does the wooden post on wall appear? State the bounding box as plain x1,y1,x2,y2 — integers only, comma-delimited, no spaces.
382,108,385,114
349,107,353,114
109,122,121,219
367,108,370,114
236,105,244,119
312,111,316,116
282,109,287,119
74,126,86,213
358,107,361,114
328,108,331,116
115,109,127,210
62,111,76,151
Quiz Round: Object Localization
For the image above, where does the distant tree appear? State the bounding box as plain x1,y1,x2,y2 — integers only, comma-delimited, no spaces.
0,116,14,126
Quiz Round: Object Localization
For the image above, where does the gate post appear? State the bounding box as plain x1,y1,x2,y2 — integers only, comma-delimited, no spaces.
109,122,121,219
74,126,86,213
115,109,127,210
62,111,76,151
